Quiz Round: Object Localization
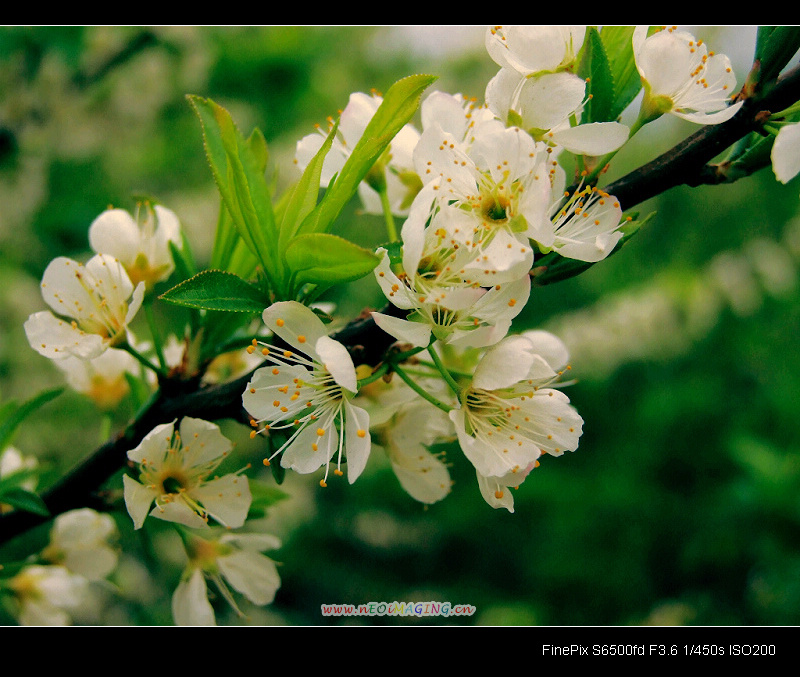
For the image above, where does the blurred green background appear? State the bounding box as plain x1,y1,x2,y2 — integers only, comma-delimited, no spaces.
1,26,799,626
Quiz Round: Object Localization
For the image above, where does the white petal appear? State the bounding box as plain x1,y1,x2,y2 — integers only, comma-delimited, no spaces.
127,420,175,464
88,208,141,264
172,568,216,626
125,282,146,326
476,470,516,513
150,499,209,529
517,72,585,131
344,401,371,483
473,336,537,391
262,301,328,359
315,335,357,393
24,311,106,360
281,423,335,474
218,550,281,606
374,249,416,310
552,122,630,156
773,122,800,183
520,330,570,371
190,474,251,529
122,474,155,530
178,417,233,469
371,312,431,348
673,100,743,125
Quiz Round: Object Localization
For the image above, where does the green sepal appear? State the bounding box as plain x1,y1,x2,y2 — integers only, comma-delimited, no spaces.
159,269,268,314
285,232,381,290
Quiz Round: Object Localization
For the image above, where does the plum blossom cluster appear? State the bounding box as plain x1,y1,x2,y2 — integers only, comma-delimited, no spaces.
246,24,744,512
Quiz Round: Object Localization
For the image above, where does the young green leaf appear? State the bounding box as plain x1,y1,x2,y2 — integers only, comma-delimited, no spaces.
278,120,338,255
0,388,63,453
600,26,642,121
159,269,268,313
754,26,800,90
187,95,284,294
578,27,614,124
0,487,49,517
285,232,381,289
298,73,437,237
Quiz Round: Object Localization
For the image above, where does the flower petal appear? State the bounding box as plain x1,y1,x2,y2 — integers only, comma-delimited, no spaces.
262,301,328,359
315,335,357,393
218,550,281,606
172,568,216,626
473,335,537,390
772,122,800,184
190,473,251,529
371,311,431,348
122,474,156,530
344,401,371,483
178,417,233,469
24,311,106,360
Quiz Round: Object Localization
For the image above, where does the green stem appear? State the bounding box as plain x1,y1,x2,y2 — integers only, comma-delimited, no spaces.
378,183,398,243
122,341,165,378
427,346,461,396
356,345,427,389
392,364,453,414
144,300,166,372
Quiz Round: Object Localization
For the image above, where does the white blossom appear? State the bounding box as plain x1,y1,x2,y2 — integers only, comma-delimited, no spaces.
53,347,140,409
8,564,91,626
89,203,182,290
172,531,281,626
243,301,371,486
41,508,119,581
24,254,145,361
449,333,583,480
633,25,743,125
123,417,251,530
771,121,800,184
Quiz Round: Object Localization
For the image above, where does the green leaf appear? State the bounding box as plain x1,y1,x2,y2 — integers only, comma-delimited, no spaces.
159,269,268,313
0,487,49,517
285,232,380,289
187,95,283,293
754,26,800,87
247,479,290,518
278,121,338,255
0,388,63,453
299,74,437,237
578,27,614,124
600,26,642,121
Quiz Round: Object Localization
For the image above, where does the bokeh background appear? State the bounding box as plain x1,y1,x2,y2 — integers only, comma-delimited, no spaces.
1,26,799,626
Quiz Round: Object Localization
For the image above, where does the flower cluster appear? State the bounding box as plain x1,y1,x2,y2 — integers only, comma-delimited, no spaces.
242,24,744,513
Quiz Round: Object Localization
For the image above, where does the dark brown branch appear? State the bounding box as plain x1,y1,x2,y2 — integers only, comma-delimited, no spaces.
605,64,800,209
